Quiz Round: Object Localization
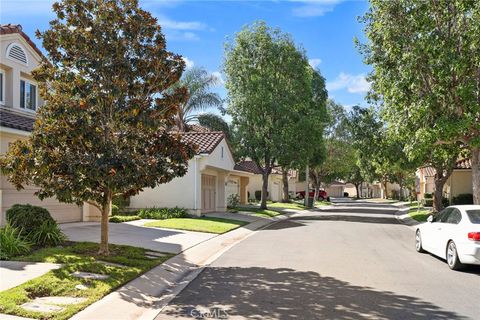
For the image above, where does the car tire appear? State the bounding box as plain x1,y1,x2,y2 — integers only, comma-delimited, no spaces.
446,241,464,271
415,230,425,253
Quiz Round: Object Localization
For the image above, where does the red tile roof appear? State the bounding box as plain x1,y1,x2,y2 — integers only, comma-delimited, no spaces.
0,107,35,132
179,131,225,155
234,161,264,174
0,24,44,58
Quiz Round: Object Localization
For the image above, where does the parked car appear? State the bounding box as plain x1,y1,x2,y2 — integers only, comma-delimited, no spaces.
296,190,328,200
415,205,480,270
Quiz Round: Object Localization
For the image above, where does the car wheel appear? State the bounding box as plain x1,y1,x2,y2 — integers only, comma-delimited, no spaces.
415,230,425,253
446,241,464,270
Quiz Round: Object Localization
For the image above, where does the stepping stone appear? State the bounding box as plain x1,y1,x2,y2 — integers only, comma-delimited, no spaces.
75,284,89,290
145,251,166,257
71,271,109,280
96,260,126,268
34,296,87,305
21,302,64,313
145,255,161,259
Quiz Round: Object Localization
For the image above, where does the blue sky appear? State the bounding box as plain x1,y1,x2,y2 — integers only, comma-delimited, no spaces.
1,0,371,114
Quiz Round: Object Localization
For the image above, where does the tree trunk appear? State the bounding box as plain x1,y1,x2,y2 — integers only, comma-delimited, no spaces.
432,165,453,213
281,169,289,203
313,183,319,204
355,183,360,199
260,172,269,209
398,177,404,201
98,192,112,256
383,180,388,199
473,147,480,205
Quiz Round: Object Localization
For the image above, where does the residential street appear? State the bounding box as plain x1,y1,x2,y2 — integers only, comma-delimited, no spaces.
160,201,480,319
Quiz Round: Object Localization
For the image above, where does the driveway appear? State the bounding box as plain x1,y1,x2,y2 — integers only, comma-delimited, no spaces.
61,219,216,254
160,201,480,319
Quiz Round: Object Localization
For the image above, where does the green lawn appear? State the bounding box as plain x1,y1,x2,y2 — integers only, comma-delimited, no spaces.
315,200,332,206
0,242,170,320
406,201,421,208
267,201,305,210
409,208,432,222
236,206,281,217
144,217,248,234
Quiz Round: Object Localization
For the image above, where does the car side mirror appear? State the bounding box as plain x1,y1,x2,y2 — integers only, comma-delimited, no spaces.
427,215,433,223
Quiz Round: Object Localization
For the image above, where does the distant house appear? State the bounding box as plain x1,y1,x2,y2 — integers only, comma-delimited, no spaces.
234,161,297,201
416,158,472,202
130,131,251,215
0,24,102,225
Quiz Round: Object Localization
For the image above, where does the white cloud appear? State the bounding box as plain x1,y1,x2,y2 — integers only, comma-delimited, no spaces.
183,57,194,69
211,71,225,86
157,17,207,31
308,58,322,69
327,72,370,93
165,30,200,41
291,0,344,17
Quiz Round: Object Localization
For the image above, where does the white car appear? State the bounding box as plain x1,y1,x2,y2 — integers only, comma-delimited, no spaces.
415,205,480,270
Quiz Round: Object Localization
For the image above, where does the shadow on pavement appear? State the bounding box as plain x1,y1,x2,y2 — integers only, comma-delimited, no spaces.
291,215,399,225
161,267,466,319
315,207,398,215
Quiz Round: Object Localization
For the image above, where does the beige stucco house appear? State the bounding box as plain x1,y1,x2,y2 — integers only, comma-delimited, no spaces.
0,24,102,225
130,131,251,215
416,158,472,202
234,161,297,202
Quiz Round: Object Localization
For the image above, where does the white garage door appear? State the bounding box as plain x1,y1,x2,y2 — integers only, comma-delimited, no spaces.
226,178,240,202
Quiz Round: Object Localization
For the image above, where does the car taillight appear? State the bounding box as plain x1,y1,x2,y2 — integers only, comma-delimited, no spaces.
468,232,480,241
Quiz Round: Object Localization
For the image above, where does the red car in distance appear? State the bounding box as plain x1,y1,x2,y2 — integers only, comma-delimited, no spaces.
296,190,328,200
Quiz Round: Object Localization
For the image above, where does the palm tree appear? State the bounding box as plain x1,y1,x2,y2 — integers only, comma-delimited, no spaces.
173,67,223,131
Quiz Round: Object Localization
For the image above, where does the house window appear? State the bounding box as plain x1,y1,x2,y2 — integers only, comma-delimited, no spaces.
20,80,36,110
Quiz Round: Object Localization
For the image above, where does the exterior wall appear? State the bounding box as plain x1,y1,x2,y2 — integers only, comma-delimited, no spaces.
325,185,345,197
0,34,44,110
0,132,85,225
246,174,284,201
129,158,198,212
344,184,357,197
445,170,472,201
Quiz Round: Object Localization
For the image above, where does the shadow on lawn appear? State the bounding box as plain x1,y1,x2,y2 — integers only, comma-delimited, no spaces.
161,266,465,319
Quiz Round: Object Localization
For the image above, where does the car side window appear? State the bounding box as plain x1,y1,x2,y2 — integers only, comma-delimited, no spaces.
445,209,462,224
436,208,452,223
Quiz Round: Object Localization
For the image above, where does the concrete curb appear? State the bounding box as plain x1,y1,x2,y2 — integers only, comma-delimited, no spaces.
394,206,420,229
71,209,300,320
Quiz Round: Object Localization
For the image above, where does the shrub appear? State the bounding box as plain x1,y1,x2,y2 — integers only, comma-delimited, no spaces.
451,193,473,205
227,194,240,209
424,199,433,207
112,195,130,209
424,193,433,199
109,215,141,223
6,204,55,237
111,204,120,216
29,221,67,247
442,197,450,208
0,224,31,260
138,207,189,220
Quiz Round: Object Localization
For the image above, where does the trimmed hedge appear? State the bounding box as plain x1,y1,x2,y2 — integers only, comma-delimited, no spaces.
137,207,189,220
451,193,473,205
6,204,55,237
109,215,141,223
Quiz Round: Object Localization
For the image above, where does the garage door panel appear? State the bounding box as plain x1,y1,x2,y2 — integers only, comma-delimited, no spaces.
2,189,82,223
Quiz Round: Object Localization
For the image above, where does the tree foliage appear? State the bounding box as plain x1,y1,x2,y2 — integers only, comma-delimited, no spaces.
224,21,322,209
358,0,480,204
0,0,195,255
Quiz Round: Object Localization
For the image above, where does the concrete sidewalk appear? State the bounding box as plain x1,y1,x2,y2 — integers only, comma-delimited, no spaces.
71,210,301,320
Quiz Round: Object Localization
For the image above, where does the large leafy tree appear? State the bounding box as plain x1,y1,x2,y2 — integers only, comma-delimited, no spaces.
197,113,231,140
358,0,480,204
172,67,223,131
277,69,328,202
224,21,315,209
0,0,195,255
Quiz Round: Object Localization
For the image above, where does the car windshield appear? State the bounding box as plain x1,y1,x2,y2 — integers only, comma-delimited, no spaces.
466,210,480,224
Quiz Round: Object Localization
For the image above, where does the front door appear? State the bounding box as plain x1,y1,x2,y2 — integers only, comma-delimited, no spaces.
202,174,216,213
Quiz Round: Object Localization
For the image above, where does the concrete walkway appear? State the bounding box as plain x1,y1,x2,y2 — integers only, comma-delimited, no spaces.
0,261,61,292
61,220,216,254
70,210,299,320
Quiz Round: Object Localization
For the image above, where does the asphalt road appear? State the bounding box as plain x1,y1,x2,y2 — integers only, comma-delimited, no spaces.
160,200,480,319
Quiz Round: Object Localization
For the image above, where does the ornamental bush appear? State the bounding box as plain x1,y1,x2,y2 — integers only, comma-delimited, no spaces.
109,215,141,223
451,193,473,205
6,204,55,237
0,224,31,260
137,207,189,220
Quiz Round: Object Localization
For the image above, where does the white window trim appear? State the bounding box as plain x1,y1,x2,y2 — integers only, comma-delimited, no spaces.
0,69,5,105
20,77,38,112
6,43,29,66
